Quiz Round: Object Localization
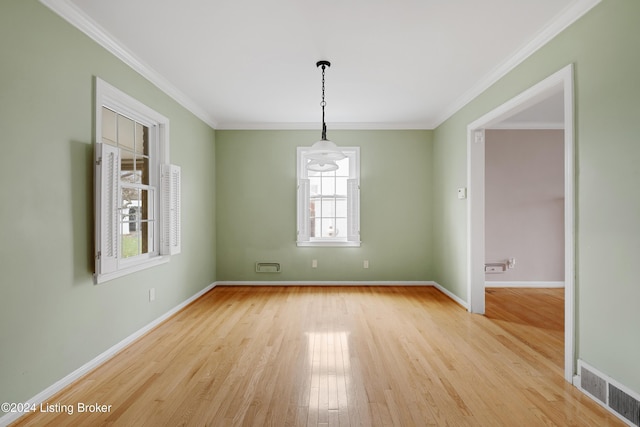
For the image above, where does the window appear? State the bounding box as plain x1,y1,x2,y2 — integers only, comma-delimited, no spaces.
94,78,180,284
297,147,360,247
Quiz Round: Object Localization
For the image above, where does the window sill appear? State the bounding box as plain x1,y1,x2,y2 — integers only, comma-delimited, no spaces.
297,241,361,248
94,256,171,284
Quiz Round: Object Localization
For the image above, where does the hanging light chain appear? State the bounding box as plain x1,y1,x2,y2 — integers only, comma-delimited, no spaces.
306,59,345,170
317,61,330,141
321,63,326,109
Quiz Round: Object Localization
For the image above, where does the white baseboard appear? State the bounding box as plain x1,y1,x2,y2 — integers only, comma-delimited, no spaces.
216,280,470,310
485,281,565,288
215,280,435,286
0,282,216,427
432,281,470,310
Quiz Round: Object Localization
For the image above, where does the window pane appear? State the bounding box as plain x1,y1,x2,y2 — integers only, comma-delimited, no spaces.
121,232,140,258
335,157,349,177
135,122,148,155
102,107,117,146
140,221,149,255
321,177,335,195
321,218,338,238
336,199,347,217
136,155,150,185
120,149,135,184
310,177,321,196
309,199,318,219
335,177,347,196
117,114,135,152
119,187,151,257
121,188,139,214
321,198,335,217
137,189,148,221
120,186,139,259
312,217,320,238
335,218,347,237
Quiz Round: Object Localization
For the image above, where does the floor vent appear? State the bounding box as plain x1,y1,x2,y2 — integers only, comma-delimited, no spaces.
576,360,640,426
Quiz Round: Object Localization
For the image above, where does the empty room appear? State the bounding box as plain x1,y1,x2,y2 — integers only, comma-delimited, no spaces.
1,0,639,426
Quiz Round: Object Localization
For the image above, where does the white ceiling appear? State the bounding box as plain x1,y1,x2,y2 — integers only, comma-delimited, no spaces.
43,0,599,129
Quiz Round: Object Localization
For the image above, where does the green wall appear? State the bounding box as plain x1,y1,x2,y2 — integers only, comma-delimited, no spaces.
2,0,639,413
216,130,433,282
0,0,216,405
432,0,640,392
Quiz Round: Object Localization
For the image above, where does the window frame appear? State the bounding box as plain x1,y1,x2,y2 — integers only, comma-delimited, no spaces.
296,146,360,247
94,77,178,284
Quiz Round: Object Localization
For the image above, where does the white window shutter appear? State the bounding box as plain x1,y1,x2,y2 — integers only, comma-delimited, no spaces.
161,164,181,255
347,179,360,242
297,179,310,243
95,143,119,276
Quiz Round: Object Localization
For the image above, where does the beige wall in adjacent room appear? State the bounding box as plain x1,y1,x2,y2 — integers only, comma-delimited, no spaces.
485,129,564,283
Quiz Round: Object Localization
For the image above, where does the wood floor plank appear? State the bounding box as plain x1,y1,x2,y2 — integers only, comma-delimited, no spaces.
11,286,625,426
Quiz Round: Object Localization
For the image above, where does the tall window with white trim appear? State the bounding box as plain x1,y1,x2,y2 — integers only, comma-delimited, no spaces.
297,147,360,247
94,78,180,284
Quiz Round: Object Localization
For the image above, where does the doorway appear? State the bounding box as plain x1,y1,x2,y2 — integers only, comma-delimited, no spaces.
466,64,575,382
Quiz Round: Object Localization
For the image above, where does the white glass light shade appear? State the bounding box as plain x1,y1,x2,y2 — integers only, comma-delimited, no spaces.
306,139,346,162
306,159,338,172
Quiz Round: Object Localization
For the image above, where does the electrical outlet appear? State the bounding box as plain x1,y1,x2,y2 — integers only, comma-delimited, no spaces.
149,288,156,302
312,259,317,268
363,260,369,269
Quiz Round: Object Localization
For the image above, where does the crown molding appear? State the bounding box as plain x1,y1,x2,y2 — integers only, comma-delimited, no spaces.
39,0,219,129
40,0,599,132
433,0,601,128
215,121,434,130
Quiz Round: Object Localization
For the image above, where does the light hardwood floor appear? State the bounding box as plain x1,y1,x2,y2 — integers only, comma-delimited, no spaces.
13,286,622,426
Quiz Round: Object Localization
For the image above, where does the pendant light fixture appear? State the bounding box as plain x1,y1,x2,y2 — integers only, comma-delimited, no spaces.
306,60,345,172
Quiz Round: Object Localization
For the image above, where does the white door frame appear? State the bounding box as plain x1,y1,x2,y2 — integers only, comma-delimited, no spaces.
466,64,575,382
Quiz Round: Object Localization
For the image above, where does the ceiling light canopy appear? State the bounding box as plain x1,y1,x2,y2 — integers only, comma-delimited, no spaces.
306,60,345,171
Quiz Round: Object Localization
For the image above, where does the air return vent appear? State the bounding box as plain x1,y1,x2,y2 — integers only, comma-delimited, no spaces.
577,360,640,426
581,365,607,403
610,385,640,426
255,262,281,273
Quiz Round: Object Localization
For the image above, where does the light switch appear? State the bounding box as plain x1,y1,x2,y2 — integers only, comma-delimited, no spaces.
457,187,467,199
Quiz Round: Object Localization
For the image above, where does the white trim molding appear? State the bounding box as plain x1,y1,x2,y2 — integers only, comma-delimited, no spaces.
467,63,575,383
215,281,435,287
485,281,565,288
433,0,601,128
0,283,216,427
432,282,470,310
216,121,433,131
39,0,600,132
215,281,469,310
39,0,218,129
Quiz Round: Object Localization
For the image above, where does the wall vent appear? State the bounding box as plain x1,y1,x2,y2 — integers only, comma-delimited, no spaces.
576,360,640,426
255,262,281,273
610,384,640,426
581,365,607,403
